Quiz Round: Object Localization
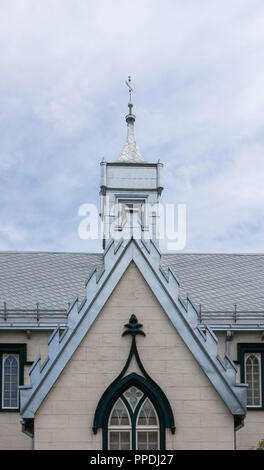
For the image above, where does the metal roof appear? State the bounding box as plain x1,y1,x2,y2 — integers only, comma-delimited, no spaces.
0,251,102,310
0,251,264,316
161,253,264,312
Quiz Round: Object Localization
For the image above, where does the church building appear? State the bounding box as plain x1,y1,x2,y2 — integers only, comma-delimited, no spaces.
0,90,264,450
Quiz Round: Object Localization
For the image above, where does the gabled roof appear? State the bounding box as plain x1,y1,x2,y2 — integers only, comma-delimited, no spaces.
0,251,264,312
20,238,247,420
0,252,102,309
162,253,264,311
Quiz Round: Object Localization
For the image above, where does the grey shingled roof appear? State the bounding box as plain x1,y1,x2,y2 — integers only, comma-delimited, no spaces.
0,251,264,312
161,253,264,311
0,252,102,310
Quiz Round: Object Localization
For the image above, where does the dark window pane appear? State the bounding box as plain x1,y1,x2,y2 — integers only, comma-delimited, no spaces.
2,355,19,408
109,432,131,450
245,353,261,406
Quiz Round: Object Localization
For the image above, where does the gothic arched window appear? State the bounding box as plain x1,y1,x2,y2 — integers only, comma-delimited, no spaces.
108,398,131,450
136,398,159,450
2,354,19,409
245,353,261,407
93,315,175,448
107,387,160,450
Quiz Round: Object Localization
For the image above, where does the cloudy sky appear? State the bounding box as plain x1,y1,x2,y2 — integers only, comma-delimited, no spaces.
0,0,264,253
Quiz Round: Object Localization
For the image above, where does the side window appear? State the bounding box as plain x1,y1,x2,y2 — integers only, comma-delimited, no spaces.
2,355,19,409
0,345,26,411
245,353,262,407
238,344,264,410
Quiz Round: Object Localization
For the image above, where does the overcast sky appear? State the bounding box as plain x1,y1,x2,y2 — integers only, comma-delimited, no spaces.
0,0,264,253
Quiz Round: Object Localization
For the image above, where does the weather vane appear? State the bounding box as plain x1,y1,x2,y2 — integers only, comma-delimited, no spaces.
125,76,133,114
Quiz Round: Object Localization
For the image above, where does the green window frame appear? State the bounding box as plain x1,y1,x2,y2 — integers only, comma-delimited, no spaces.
106,388,161,450
0,344,27,412
93,317,176,448
93,373,175,450
238,343,264,411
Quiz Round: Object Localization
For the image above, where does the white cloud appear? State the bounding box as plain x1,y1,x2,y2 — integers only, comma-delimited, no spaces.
0,224,27,242
0,0,264,252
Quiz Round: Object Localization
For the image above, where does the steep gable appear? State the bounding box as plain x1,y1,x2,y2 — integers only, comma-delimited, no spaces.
33,262,235,449
20,238,247,425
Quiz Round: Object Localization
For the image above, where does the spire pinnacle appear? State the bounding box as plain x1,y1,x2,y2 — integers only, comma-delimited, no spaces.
125,76,133,115
118,77,144,163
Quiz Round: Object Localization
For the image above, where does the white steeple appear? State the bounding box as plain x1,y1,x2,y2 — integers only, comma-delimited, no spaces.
100,78,163,249
118,76,144,163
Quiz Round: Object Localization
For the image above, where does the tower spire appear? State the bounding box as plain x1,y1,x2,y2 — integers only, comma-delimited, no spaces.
118,76,144,163
126,76,133,115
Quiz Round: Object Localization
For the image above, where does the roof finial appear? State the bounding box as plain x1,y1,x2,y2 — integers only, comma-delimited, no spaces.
125,76,133,115
118,77,144,162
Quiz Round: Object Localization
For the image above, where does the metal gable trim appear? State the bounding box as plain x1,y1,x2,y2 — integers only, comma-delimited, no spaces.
19,237,247,419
